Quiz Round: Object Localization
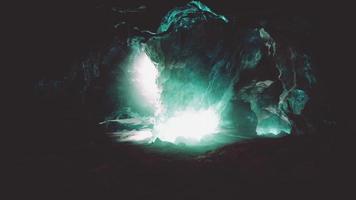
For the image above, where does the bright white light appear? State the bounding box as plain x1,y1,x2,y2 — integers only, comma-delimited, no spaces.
128,52,221,144
154,108,220,143
114,129,153,142
132,52,161,110
123,130,153,141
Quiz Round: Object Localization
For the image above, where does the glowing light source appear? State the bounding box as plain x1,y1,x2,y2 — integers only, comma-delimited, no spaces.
154,108,220,143
132,52,161,110
122,129,153,142
128,52,221,145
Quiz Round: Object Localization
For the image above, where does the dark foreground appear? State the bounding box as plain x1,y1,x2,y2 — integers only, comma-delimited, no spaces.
10,128,349,199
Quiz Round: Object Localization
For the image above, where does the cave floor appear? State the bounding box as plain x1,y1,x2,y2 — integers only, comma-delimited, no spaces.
11,131,343,199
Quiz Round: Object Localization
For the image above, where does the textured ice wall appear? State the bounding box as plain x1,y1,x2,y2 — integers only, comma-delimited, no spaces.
143,1,315,136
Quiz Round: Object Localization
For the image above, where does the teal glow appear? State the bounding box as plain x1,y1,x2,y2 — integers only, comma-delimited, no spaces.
110,1,314,147
131,52,162,114
154,108,220,143
130,51,221,143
